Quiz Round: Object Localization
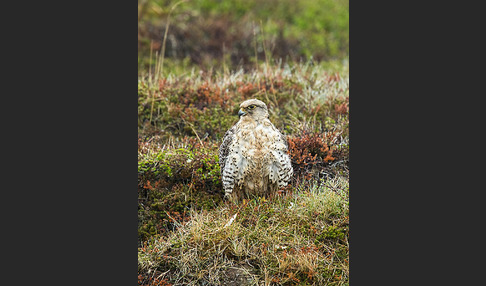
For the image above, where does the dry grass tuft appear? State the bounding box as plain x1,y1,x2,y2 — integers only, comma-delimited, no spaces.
138,177,349,285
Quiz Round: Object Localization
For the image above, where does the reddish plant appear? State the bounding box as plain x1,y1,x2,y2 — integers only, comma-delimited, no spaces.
287,131,337,183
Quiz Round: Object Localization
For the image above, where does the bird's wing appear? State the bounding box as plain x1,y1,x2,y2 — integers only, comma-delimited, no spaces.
219,125,242,195
274,129,293,188
279,130,289,150
219,125,236,177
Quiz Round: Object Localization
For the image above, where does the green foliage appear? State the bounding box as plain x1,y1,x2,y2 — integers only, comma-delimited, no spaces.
138,138,225,242
138,0,349,71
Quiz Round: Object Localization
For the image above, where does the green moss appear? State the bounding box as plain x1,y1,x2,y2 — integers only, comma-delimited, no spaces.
138,141,228,243
316,225,347,242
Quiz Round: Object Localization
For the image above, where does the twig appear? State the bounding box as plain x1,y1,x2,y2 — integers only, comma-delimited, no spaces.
151,0,188,124
182,117,204,146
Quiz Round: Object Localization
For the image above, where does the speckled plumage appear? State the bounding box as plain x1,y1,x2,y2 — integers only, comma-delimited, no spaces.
219,99,293,201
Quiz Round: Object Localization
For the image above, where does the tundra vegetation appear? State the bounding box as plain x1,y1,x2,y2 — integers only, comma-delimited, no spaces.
138,0,349,285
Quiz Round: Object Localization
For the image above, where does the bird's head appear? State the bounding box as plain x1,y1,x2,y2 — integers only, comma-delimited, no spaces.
238,99,269,121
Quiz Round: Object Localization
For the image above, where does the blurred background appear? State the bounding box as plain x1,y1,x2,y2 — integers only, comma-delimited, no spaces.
138,0,349,74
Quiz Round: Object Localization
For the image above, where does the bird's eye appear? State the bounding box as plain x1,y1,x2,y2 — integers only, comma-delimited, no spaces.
248,105,255,110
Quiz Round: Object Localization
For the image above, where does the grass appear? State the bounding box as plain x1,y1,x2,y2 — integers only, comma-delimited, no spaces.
138,177,349,286
138,60,349,285
138,1,349,284
138,0,349,71
138,59,349,140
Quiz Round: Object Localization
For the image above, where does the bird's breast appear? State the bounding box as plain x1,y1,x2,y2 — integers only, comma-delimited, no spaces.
235,122,283,161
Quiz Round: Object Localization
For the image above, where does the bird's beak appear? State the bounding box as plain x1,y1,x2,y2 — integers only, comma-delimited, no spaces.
238,109,246,117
